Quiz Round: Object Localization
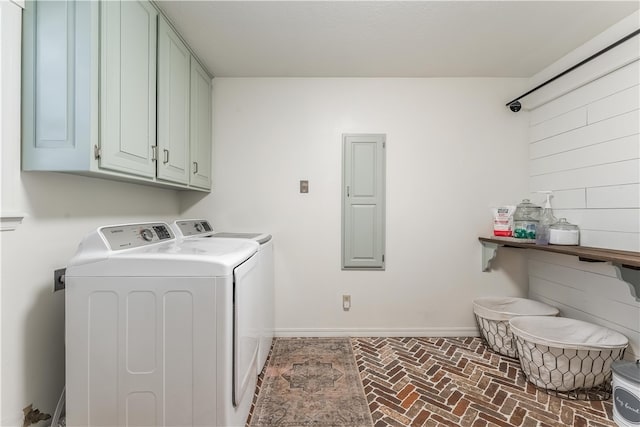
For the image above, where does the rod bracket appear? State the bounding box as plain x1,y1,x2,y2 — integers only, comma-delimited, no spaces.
508,101,522,112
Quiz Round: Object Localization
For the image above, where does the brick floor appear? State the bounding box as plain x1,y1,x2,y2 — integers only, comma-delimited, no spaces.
248,337,616,426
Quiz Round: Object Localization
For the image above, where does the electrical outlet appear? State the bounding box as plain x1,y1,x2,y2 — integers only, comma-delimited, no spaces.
300,180,309,193
54,268,66,292
342,294,351,311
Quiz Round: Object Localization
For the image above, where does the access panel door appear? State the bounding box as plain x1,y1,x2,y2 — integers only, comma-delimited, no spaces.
342,134,386,269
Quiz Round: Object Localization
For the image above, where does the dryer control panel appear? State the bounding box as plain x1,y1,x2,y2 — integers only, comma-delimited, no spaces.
174,219,214,237
100,222,175,250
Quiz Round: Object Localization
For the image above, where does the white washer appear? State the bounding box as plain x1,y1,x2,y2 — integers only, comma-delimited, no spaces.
65,222,260,427
172,219,274,374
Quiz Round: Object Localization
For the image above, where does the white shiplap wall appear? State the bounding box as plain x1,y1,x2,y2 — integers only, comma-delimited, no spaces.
524,16,640,359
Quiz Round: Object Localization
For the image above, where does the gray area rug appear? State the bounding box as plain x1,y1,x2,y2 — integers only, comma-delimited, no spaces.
249,338,374,427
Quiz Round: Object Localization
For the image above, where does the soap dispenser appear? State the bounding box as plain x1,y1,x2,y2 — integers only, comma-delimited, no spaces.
535,191,557,246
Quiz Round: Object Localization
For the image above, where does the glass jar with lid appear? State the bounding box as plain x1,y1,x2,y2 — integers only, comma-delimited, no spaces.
549,218,580,245
513,199,541,239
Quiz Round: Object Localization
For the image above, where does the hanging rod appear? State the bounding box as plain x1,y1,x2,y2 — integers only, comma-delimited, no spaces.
506,28,640,112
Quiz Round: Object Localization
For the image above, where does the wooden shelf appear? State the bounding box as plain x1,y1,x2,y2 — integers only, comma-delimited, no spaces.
479,236,640,302
479,237,640,267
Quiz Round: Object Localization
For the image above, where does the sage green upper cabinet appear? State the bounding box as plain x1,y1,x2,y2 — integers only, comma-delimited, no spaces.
157,16,190,185
100,0,157,178
22,0,213,192
190,58,213,190
22,0,98,171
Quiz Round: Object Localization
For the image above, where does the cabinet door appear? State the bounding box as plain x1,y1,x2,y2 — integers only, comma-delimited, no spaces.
22,0,97,171
189,58,212,189
157,17,190,184
100,0,157,178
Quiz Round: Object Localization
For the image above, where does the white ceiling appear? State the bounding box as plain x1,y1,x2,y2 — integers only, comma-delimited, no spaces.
157,1,640,78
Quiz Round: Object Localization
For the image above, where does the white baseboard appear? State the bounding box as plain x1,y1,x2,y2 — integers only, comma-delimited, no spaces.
275,326,480,338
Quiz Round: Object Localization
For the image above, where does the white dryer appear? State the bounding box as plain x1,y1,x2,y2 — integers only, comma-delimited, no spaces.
65,222,260,427
172,219,274,374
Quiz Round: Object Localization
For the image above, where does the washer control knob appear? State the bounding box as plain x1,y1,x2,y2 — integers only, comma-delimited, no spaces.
194,223,203,232
140,228,154,242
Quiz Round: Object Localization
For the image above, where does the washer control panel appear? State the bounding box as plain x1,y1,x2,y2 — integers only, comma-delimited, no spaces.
100,222,175,250
174,219,214,237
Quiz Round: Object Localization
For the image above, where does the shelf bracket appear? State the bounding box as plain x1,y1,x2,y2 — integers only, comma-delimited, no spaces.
0,214,25,231
481,242,499,272
613,264,640,302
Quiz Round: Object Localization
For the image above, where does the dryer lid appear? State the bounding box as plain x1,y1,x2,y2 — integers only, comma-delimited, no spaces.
213,232,272,245
172,219,272,244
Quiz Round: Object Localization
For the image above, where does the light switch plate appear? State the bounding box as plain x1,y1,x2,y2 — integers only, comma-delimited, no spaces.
300,180,309,193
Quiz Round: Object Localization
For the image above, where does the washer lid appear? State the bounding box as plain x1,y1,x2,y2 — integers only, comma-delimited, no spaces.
67,222,258,277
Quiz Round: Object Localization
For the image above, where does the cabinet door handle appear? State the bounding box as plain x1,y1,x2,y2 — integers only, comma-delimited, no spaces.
193,161,198,174
347,186,350,197
163,149,169,164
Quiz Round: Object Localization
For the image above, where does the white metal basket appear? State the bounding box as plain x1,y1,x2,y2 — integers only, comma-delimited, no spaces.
473,297,559,358
510,316,628,399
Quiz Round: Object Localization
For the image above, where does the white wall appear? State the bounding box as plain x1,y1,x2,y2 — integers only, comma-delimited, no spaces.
0,4,182,425
0,2,23,424
523,12,640,359
181,77,531,336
